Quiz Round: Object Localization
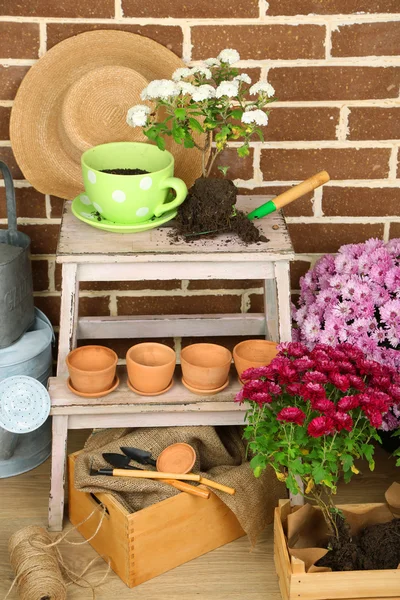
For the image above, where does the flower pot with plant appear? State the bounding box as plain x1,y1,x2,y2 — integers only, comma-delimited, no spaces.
126,48,275,243
237,341,400,576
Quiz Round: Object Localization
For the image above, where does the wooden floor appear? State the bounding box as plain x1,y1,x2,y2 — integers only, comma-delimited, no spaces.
0,430,398,600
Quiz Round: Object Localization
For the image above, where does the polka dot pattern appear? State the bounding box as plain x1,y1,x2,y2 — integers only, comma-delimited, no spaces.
93,202,103,213
80,194,91,205
0,376,50,434
136,207,149,217
112,190,126,203
139,176,153,190
88,170,97,184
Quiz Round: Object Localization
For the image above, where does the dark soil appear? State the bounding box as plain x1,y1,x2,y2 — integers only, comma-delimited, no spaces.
100,168,149,175
173,177,268,244
316,514,400,571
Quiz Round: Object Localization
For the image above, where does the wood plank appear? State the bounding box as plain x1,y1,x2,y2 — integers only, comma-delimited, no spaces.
77,314,267,339
57,263,79,377
290,570,400,600
48,415,68,531
57,197,294,262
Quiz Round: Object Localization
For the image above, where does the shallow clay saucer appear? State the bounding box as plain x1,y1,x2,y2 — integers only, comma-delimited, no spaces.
127,378,174,396
156,442,196,473
67,375,119,398
181,378,229,396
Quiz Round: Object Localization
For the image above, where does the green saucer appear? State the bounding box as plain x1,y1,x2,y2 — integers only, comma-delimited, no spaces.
71,195,177,233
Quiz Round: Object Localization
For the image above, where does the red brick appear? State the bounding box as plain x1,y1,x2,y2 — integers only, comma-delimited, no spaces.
49,196,65,218
238,186,314,217
33,296,60,326
19,224,60,255
389,223,400,239
2,0,114,17
332,22,400,57
291,260,311,289
81,280,181,292
0,66,30,100
0,107,11,140
287,223,384,254
264,107,339,142
0,147,23,179
0,187,46,218
348,108,400,141
122,0,258,18
187,279,262,290
323,187,400,217
47,24,183,57
117,295,242,316
192,25,325,61
260,148,391,181
210,148,254,180
268,67,400,101
31,260,49,292
79,296,110,317
266,1,399,15
0,23,39,59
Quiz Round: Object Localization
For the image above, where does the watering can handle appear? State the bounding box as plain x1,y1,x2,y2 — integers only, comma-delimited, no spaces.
0,161,18,244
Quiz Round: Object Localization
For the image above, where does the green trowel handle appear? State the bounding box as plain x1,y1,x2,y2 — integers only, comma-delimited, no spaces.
247,170,330,220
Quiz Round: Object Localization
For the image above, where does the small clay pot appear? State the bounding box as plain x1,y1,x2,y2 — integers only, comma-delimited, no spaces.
156,443,196,473
233,339,278,380
66,345,118,394
180,343,232,390
126,342,176,394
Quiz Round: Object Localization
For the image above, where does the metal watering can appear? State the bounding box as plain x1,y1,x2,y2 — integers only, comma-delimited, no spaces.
0,161,34,348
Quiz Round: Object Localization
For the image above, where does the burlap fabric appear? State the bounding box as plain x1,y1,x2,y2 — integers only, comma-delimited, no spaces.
74,425,286,544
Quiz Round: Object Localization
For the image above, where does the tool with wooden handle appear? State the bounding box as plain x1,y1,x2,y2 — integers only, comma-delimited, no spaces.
247,170,330,220
102,452,210,500
90,467,201,481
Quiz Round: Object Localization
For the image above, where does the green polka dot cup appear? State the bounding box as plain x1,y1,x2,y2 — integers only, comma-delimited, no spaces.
81,142,187,225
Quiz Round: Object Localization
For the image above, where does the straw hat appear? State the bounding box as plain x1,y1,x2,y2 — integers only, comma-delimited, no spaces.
10,30,205,200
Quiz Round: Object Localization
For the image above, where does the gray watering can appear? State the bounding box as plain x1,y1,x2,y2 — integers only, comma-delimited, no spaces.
0,161,34,348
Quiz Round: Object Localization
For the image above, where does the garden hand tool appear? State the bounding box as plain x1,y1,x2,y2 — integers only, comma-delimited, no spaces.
102,453,210,499
90,467,201,481
121,445,236,495
246,170,330,219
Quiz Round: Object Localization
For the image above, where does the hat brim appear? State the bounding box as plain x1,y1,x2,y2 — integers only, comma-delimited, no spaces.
10,30,205,200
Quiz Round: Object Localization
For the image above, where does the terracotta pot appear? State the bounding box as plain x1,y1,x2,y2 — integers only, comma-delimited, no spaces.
126,342,176,394
66,345,118,393
233,339,278,380
180,343,232,391
156,443,196,474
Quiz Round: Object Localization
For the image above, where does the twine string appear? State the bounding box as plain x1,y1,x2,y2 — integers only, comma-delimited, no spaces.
4,505,109,600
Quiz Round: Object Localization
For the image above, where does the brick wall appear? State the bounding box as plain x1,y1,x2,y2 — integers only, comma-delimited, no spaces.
1,1,399,354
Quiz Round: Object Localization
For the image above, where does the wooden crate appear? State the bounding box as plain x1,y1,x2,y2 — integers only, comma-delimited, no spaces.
68,452,245,587
274,499,400,600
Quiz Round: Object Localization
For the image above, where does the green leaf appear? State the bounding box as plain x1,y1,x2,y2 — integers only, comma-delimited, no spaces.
189,117,204,133
237,144,249,158
145,127,159,141
341,454,353,473
174,108,186,119
220,125,231,137
312,465,327,484
217,165,230,177
231,108,243,120
155,136,166,151
184,137,195,148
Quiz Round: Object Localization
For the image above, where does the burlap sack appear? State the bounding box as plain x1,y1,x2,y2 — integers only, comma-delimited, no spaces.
74,425,286,544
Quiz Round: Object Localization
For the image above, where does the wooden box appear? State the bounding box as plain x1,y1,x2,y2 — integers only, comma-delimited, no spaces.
68,452,245,588
274,499,400,600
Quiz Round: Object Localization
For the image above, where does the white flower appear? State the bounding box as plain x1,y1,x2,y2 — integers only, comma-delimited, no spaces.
204,57,220,66
191,84,216,102
234,73,252,84
218,48,240,65
241,109,269,126
126,104,151,127
215,80,239,98
177,81,196,95
172,67,192,82
141,79,180,101
249,81,275,98
191,66,212,79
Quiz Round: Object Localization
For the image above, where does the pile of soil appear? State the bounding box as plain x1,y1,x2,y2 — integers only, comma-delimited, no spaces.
316,515,400,571
173,178,267,244
100,168,149,175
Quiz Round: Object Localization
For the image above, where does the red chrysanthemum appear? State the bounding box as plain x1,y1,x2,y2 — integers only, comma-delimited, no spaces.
293,357,315,372
349,375,366,391
337,395,360,411
307,416,335,438
303,371,328,384
278,341,309,358
329,371,350,392
277,407,306,426
363,407,383,428
333,411,353,432
301,382,327,402
311,398,336,415
286,383,303,396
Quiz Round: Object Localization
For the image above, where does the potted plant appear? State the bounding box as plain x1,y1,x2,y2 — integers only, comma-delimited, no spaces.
237,341,400,579
292,237,400,439
126,48,275,242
